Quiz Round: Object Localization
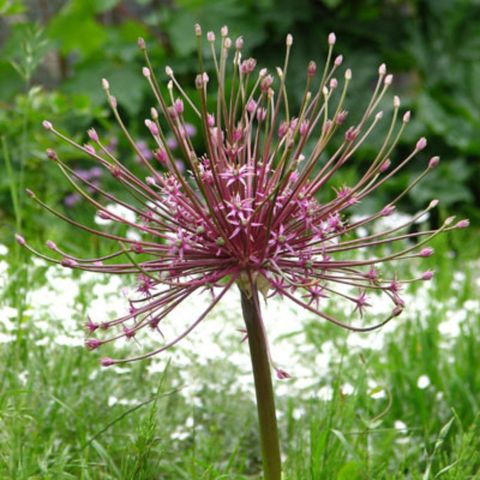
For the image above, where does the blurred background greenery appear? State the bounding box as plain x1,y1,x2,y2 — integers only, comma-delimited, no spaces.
1,0,479,249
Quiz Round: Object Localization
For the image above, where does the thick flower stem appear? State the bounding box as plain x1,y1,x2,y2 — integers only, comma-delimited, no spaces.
241,287,282,480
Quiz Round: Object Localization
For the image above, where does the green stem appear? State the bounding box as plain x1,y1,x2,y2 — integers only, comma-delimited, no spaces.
241,287,281,480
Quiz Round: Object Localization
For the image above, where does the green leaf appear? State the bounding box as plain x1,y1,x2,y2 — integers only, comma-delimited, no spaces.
47,13,107,57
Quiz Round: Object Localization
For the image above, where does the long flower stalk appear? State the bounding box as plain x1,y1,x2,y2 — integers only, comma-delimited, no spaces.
241,284,281,480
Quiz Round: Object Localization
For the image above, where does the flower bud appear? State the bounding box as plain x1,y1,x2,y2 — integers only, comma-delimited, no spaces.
403,111,411,123
416,137,427,151
88,128,99,142
42,120,53,130
380,159,391,172
235,36,244,49
420,247,433,257
61,257,78,268
422,270,434,280
194,23,201,36
328,32,336,46
102,78,109,90
15,234,26,246
101,357,114,367
286,33,293,46
46,240,58,250
334,55,343,67
307,61,317,77
428,156,439,169
137,37,146,49
381,204,395,216
207,31,215,42
46,148,58,161
456,219,470,229
86,338,102,350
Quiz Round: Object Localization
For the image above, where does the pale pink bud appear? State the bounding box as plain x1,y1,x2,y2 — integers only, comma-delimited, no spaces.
42,120,53,130
146,176,156,186
278,121,289,139
345,68,352,80
403,111,411,123
286,33,293,46
322,119,333,134
256,108,267,122
142,67,151,78
235,36,244,49
86,338,102,350
194,23,201,36
456,219,470,229
422,270,434,281
261,74,273,92
429,199,439,209
207,31,215,42
165,65,173,77
380,159,391,172
207,113,215,127
195,72,209,89
87,128,99,142
46,240,57,250
145,119,159,136
416,137,427,151
150,107,158,120
300,120,310,136
428,156,440,169
15,234,25,246
109,95,117,108
378,63,386,75
240,58,257,74
381,204,395,216
102,78,109,90
328,32,336,46
61,257,78,268
329,78,338,89
137,37,145,49
174,98,184,114
155,149,168,164
246,99,257,113
46,148,58,161
393,95,400,108
420,247,434,257
276,368,291,380
224,37,232,49
384,74,393,85
221,25,228,37
26,189,35,198
334,55,343,67
336,110,348,125
307,61,317,77
345,126,358,142
101,357,114,367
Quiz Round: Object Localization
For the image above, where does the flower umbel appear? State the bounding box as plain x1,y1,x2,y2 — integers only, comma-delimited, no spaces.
23,29,464,366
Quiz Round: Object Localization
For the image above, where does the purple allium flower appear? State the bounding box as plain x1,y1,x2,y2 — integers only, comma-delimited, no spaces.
20,28,467,370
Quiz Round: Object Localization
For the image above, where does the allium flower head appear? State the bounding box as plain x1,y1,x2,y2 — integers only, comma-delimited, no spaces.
20,26,467,368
